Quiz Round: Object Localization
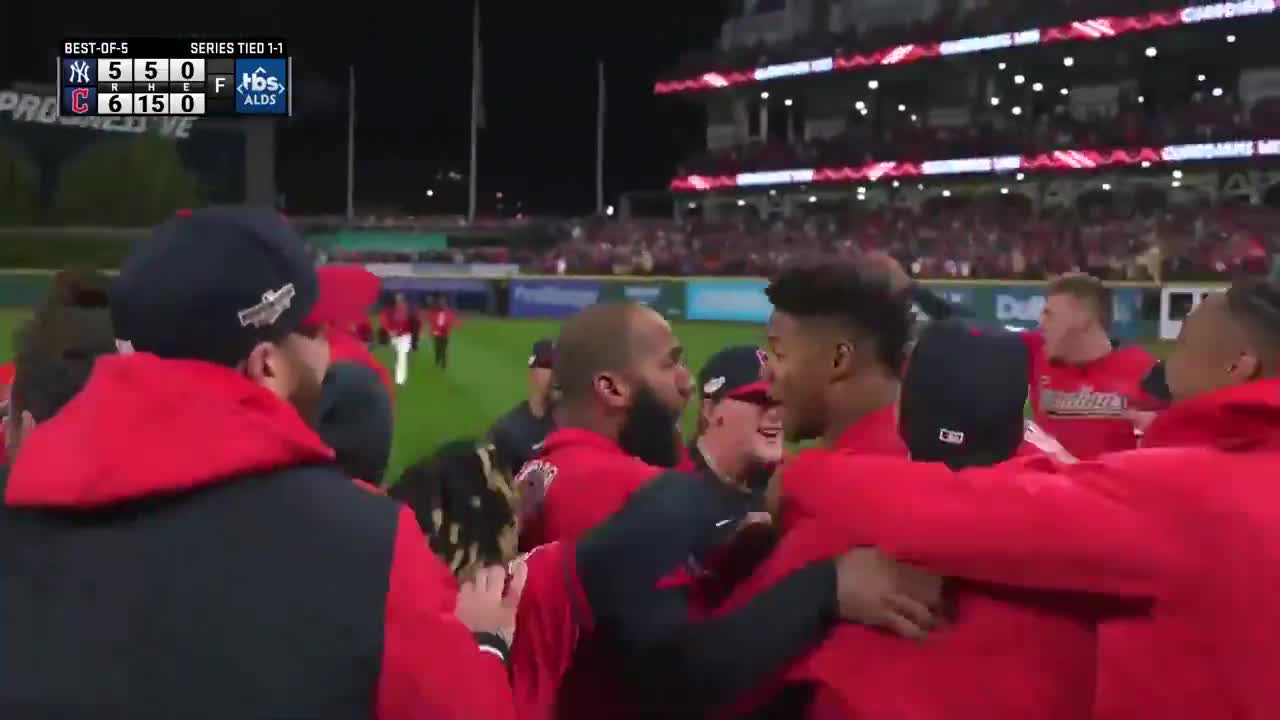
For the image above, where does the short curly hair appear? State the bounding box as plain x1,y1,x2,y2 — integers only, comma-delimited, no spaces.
765,260,913,373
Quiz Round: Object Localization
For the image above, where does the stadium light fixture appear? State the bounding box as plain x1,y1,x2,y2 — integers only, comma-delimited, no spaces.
1197,74,1206,82
1014,74,1026,85
892,180,901,188
1145,46,1157,58
1227,34,1237,43
1102,183,1112,191
1142,160,1152,168
917,183,925,190
859,107,869,116
1172,180,1182,188
809,195,818,203
942,189,952,197
1016,173,1026,181
855,100,866,110
737,199,746,206
784,98,794,106
998,62,1007,70
1060,87,1070,96
1138,95,1145,103
761,91,769,99
1063,57,1074,67
1032,82,1044,92
687,201,697,208
1000,187,1010,194
769,188,778,195
990,96,1001,106
1212,87,1224,97
898,104,907,112
910,114,919,122
606,205,615,216
1011,106,1022,116
868,79,879,90
1173,169,1183,178
425,189,434,197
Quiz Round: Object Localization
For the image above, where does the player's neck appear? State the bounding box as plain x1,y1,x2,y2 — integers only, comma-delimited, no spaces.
553,404,621,442
696,433,745,484
822,376,900,448
527,393,548,418
1062,330,1113,366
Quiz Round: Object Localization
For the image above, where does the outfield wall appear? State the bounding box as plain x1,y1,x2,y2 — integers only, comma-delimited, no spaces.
0,270,1220,343
500,275,1165,341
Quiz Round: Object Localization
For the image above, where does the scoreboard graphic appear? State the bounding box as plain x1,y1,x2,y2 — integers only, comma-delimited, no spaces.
58,38,290,118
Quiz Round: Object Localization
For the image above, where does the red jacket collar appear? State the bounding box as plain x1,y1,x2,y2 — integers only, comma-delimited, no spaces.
1143,379,1280,451
541,427,627,457
830,403,908,456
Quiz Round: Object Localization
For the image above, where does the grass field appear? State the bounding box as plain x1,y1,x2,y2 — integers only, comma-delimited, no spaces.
0,308,1170,484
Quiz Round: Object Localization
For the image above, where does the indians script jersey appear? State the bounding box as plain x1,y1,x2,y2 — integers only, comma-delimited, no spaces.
1025,333,1156,460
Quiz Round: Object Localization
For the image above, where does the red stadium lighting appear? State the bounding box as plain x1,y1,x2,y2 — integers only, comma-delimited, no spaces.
653,0,1277,95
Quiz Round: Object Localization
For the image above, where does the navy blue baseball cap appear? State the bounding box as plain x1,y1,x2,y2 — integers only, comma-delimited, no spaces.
111,206,320,367
900,320,1029,469
698,345,771,403
529,338,555,369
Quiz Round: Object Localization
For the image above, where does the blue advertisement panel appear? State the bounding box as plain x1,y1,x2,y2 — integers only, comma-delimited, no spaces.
381,277,490,293
686,279,773,323
989,285,1145,339
509,279,602,319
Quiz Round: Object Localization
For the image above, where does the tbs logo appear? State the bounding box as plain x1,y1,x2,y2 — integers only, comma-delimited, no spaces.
233,58,287,114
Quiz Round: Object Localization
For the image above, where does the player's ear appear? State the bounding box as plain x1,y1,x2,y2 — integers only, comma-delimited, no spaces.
1228,350,1262,384
831,339,857,380
593,371,629,408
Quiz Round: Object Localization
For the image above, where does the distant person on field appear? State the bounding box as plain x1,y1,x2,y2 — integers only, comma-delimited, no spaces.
2,270,117,467
0,207,522,719
489,338,557,477
426,294,461,369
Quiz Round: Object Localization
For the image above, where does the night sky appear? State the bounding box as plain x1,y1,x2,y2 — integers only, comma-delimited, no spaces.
5,1,729,214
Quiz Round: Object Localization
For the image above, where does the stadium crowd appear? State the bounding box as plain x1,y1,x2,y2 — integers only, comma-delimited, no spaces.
539,200,1277,281
4,204,1280,719
679,85,1257,176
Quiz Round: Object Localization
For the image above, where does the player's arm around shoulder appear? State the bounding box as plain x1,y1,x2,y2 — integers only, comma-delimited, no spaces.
376,506,517,720
777,450,1179,598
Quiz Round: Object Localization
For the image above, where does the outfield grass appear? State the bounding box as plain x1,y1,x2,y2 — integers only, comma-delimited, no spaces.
371,317,764,480
0,308,1171,484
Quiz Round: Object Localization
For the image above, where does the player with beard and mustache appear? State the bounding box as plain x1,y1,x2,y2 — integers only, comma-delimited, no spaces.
0,207,523,720
516,301,692,549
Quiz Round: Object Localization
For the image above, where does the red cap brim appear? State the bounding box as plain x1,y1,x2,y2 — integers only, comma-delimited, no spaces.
726,380,773,404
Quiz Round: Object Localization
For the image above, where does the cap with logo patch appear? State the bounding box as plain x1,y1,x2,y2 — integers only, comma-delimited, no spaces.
111,206,320,367
529,338,555,369
900,319,1028,468
698,345,771,403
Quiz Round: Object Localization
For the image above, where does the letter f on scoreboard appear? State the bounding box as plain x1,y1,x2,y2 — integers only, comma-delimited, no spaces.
61,86,97,116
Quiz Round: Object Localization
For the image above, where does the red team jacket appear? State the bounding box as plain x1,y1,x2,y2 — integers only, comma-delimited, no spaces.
764,379,1280,720
424,308,460,338
1021,332,1157,460
518,427,664,548
510,541,593,720
379,307,414,337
